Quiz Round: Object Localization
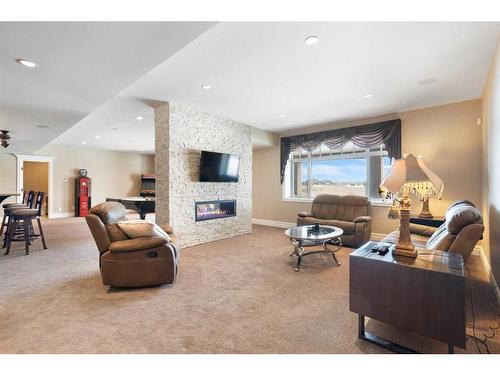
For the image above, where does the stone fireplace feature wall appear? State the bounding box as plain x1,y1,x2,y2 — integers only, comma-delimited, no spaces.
155,102,252,248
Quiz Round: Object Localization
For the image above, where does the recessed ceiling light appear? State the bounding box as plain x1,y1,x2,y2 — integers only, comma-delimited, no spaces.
136,116,143,120
279,114,286,118
95,135,101,139
36,125,50,129
201,84,211,90
304,36,319,45
82,141,87,145
15,58,39,68
110,127,118,131
363,93,373,98
128,140,135,143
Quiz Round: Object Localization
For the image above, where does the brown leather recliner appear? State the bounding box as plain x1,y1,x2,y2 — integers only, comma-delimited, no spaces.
297,194,372,248
383,200,484,262
85,202,179,287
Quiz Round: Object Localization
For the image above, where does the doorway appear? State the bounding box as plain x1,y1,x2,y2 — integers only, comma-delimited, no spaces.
23,161,49,216
14,154,55,218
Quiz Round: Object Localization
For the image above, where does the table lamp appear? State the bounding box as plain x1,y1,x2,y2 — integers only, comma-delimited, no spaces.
411,156,444,218
379,154,444,258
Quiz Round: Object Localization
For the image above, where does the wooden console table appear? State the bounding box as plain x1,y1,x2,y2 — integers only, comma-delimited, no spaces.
409,215,445,228
349,241,465,353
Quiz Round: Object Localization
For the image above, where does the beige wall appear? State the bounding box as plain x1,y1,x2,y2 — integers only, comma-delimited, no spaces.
253,145,399,234
251,126,279,149
0,151,17,207
253,99,483,235
37,144,154,214
23,161,49,193
482,40,500,284
2,144,155,216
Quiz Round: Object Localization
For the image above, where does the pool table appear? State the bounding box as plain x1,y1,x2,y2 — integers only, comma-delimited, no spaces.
106,197,155,220
0,193,19,205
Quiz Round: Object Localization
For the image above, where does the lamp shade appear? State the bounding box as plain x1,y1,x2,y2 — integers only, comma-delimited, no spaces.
380,154,444,198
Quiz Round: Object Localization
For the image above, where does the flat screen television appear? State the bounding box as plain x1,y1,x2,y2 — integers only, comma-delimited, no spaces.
199,151,239,182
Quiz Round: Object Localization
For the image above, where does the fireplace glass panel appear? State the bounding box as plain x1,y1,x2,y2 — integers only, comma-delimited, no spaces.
195,200,236,221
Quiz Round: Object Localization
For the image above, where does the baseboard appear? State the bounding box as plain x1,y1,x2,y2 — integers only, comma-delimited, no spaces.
371,232,387,242
252,218,295,228
476,245,500,306
49,212,74,219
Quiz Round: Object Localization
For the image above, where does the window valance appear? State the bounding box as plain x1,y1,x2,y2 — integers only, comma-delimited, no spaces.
280,119,401,183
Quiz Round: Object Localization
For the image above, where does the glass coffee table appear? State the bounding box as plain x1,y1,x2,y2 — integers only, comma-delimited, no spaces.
284,225,344,272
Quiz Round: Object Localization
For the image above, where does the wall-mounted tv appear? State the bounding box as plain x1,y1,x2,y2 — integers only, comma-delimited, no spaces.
199,151,239,182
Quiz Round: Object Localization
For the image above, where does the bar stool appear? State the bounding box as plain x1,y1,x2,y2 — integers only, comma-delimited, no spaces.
4,192,47,255
2,191,36,250
1,191,35,237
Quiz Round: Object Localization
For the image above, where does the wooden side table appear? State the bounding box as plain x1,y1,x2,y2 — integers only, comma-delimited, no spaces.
349,241,465,353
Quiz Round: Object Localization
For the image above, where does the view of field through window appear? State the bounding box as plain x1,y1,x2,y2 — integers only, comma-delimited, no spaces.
291,146,392,198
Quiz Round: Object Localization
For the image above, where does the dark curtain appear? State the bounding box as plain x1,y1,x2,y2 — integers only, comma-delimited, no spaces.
280,119,401,183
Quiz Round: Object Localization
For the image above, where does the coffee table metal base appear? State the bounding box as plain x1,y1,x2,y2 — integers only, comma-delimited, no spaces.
289,237,342,272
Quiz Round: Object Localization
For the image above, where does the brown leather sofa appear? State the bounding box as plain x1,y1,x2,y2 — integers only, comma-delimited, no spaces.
297,194,372,248
383,200,484,262
85,202,178,287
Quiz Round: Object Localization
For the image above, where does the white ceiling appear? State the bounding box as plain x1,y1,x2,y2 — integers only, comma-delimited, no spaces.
0,22,215,153
53,95,156,152
4,22,500,154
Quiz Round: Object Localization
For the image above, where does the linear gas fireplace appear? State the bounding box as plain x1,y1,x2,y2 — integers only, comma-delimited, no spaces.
195,199,236,222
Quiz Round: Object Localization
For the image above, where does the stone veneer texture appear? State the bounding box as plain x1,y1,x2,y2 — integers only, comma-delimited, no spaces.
155,102,252,248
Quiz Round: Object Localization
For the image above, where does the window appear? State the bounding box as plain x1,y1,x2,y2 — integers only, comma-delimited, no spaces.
284,142,392,201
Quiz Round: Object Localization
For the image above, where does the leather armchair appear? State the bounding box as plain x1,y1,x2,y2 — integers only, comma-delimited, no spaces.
85,202,178,287
297,194,372,248
383,200,484,262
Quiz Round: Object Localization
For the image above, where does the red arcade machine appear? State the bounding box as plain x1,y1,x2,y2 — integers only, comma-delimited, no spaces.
75,169,91,217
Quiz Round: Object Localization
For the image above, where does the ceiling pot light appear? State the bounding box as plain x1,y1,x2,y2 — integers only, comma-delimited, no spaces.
36,125,50,129
279,114,286,118
363,93,373,98
418,78,437,86
201,84,211,90
15,58,39,68
136,116,143,120
110,127,118,131
82,141,87,145
304,36,319,45
95,135,100,139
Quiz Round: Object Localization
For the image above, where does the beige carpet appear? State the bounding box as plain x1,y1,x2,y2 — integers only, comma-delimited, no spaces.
0,215,499,354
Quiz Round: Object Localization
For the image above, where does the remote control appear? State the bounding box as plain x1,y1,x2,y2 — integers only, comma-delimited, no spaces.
377,245,390,255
